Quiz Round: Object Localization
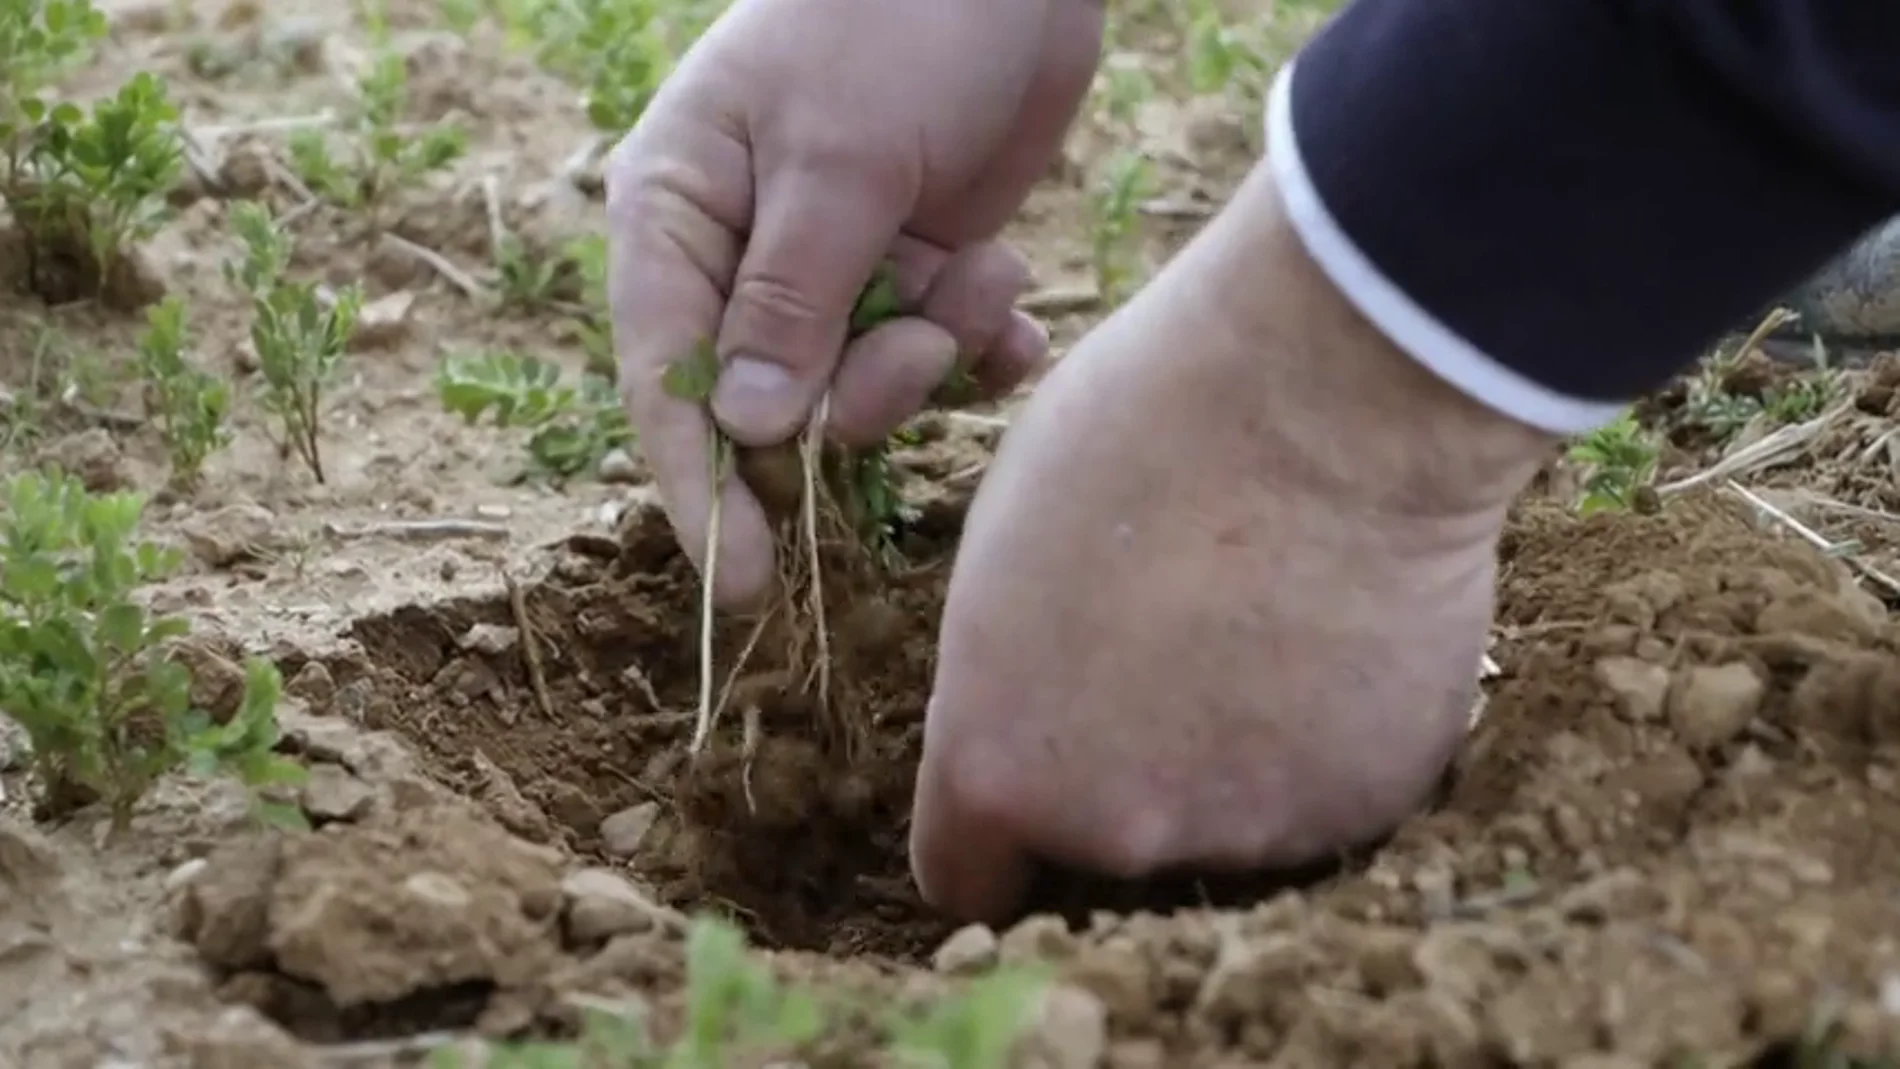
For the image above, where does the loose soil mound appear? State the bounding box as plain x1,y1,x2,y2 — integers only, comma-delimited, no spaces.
134,492,1900,1064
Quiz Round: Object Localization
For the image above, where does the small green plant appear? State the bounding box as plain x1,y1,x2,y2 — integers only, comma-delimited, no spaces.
491,234,616,377
2,69,184,302
500,0,716,134
1567,410,1660,516
1088,150,1152,307
438,916,824,1068
438,0,487,34
445,915,1045,1069
436,350,633,480
0,471,307,831
225,201,360,483
1098,63,1156,127
563,234,616,377
0,0,109,108
886,967,1050,1069
1182,0,1269,94
660,263,984,760
495,234,566,309
136,294,232,489
287,4,465,213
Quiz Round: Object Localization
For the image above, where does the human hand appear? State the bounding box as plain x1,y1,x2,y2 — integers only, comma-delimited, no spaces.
606,0,1104,607
909,165,1555,923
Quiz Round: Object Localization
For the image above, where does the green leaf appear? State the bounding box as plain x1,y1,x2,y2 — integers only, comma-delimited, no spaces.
96,601,143,654
849,261,903,336
662,341,720,402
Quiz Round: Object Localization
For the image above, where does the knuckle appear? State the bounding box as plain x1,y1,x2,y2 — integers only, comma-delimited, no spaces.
728,272,829,335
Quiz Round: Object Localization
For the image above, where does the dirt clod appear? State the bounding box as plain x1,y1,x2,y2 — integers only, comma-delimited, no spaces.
36,428,128,492
931,923,1000,976
1667,661,1766,749
597,802,659,859
560,866,661,944
298,763,377,823
180,502,282,568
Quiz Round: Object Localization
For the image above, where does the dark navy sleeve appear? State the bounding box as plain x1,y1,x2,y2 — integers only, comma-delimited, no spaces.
1268,0,1900,433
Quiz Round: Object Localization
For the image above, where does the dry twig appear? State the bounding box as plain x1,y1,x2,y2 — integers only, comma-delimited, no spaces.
1726,480,1900,597
321,518,509,542
503,571,557,720
382,233,487,299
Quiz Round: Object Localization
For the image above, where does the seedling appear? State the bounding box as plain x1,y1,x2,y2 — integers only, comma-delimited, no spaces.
2,68,184,303
436,916,823,1068
442,915,1044,1068
661,264,980,764
1182,0,1269,94
225,201,360,484
1099,64,1157,127
886,966,1051,1069
0,471,307,831
436,350,633,481
565,234,616,378
499,0,714,134
495,234,566,310
1567,410,1660,516
491,233,615,378
287,3,465,217
0,0,109,108
1089,150,1152,307
136,294,232,490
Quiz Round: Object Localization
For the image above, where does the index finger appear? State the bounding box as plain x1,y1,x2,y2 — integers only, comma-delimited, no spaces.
606,130,778,609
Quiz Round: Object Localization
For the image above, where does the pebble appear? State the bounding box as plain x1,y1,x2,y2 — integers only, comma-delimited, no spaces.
180,503,280,568
286,661,336,711
597,802,659,859
932,923,1000,976
597,448,642,484
350,291,418,351
165,857,209,893
458,623,519,656
299,763,377,823
560,867,658,943
1018,984,1109,1069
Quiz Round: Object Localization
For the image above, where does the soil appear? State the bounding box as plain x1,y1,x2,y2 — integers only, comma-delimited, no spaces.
9,1,1900,1067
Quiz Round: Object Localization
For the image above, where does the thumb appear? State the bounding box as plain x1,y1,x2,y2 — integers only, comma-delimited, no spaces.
711,162,911,446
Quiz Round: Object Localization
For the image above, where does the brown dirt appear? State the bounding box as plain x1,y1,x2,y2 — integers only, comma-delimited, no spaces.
11,0,1900,1066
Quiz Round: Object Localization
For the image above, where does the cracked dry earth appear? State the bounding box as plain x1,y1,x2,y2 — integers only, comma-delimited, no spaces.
12,0,1900,1066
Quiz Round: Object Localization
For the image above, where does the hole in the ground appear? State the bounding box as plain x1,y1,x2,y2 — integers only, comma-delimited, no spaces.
331,494,967,961
318,488,1350,969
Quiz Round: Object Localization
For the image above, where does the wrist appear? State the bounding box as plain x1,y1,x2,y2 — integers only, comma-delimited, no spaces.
1194,164,1558,521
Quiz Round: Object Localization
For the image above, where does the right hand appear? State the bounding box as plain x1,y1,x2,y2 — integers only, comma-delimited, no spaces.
607,0,1104,607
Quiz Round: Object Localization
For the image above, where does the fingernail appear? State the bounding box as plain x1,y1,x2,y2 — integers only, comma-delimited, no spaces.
712,355,798,442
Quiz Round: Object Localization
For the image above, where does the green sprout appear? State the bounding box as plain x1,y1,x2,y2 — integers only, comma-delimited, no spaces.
1088,150,1152,308
136,294,233,490
287,2,465,215
1567,410,1661,516
0,471,306,832
440,916,1045,1069
225,201,360,484
437,350,634,482
1,68,184,303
